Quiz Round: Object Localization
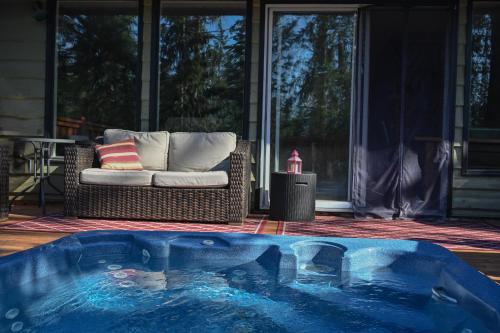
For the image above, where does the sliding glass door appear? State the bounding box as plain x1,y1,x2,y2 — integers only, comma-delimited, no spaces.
261,5,357,210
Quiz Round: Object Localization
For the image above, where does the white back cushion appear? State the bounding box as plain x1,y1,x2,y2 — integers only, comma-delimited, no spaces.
104,129,169,170
168,132,236,172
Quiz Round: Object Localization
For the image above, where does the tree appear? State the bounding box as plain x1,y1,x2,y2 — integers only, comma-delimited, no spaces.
159,15,246,135
270,14,354,197
57,13,139,135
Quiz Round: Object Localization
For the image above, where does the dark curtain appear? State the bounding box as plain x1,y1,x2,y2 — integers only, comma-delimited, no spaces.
353,7,452,219
486,11,500,126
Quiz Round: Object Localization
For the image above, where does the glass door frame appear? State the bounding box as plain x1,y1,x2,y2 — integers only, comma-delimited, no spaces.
259,4,360,211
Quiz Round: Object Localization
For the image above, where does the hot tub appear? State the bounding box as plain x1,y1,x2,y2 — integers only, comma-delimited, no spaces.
0,231,498,332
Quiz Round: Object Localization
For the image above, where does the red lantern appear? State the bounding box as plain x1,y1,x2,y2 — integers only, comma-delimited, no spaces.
287,149,302,174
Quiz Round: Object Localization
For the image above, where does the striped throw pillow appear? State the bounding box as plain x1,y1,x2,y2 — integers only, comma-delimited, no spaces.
95,139,143,170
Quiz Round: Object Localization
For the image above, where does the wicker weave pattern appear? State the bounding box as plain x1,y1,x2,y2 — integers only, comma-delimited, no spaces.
270,172,316,221
64,141,251,224
228,141,251,223
0,146,9,220
64,146,96,216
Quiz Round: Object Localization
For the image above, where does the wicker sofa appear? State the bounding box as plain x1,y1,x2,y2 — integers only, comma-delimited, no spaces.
64,131,251,224
0,146,9,221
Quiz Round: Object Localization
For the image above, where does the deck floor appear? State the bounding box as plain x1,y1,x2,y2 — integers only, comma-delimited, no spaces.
0,205,69,256
1,205,499,283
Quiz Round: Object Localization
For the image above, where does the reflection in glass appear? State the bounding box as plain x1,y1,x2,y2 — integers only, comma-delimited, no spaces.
159,6,246,135
469,2,500,170
56,4,139,140
270,13,355,201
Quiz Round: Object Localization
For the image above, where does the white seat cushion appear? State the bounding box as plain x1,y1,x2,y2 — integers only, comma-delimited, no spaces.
153,171,229,188
168,132,236,172
80,168,155,186
104,129,169,171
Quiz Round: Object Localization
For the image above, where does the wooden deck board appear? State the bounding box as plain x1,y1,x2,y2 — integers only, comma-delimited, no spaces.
0,205,69,255
453,250,500,282
0,230,69,256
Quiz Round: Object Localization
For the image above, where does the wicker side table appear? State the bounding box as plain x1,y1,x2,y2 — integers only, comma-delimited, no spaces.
0,146,9,221
270,172,316,221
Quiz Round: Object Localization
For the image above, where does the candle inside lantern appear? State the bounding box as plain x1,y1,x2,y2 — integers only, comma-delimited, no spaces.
287,149,302,174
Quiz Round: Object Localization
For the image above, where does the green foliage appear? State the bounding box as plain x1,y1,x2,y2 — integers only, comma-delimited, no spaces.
57,14,139,133
159,15,245,135
470,9,500,130
271,14,353,145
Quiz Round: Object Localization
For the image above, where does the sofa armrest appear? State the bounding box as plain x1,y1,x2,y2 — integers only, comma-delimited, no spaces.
64,145,95,216
0,146,9,219
228,140,251,223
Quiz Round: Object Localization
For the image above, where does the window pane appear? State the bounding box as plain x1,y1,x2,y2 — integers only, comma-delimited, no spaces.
468,2,500,170
270,13,355,201
56,2,140,140
159,2,246,135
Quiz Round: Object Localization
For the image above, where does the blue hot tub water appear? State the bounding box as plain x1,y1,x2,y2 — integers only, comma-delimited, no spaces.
0,232,499,333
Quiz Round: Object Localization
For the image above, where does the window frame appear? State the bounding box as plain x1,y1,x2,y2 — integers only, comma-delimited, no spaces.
47,0,251,138
462,0,500,176
258,3,361,211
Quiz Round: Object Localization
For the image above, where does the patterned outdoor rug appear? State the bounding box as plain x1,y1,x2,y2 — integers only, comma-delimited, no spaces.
1,213,499,251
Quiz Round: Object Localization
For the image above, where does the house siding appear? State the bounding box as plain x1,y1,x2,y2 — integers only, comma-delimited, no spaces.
451,0,500,218
0,0,51,201
0,0,46,137
248,0,261,142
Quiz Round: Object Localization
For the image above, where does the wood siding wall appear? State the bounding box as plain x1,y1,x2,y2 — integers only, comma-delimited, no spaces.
0,0,46,137
248,0,260,142
451,0,500,218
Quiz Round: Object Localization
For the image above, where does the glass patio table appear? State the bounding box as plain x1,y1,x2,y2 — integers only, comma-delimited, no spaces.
9,137,75,215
